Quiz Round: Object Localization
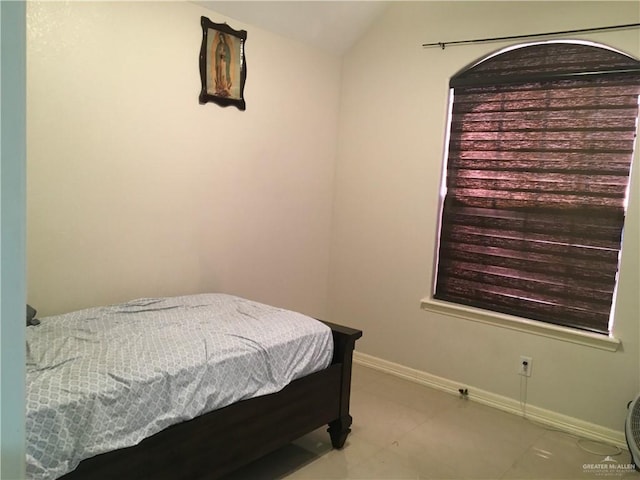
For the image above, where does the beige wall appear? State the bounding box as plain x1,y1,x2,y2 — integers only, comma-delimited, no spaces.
329,1,640,432
27,1,341,318
26,0,640,435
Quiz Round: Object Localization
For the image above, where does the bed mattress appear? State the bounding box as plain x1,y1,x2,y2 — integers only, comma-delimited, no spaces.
26,293,333,480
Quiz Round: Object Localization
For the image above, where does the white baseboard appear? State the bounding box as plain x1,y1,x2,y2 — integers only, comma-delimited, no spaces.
353,351,627,449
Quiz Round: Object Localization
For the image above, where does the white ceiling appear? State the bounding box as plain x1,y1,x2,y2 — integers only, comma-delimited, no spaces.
194,1,390,54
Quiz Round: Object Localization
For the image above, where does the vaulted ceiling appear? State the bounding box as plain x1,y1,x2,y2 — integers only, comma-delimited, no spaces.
194,1,390,54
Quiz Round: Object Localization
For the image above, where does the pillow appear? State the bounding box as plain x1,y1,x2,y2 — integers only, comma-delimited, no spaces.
27,304,40,326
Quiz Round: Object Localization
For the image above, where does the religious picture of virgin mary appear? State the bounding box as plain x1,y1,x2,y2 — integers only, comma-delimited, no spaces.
199,17,247,110
207,30,242,100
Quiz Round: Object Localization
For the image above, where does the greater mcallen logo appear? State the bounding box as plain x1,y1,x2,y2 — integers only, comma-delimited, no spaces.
583,456,636,476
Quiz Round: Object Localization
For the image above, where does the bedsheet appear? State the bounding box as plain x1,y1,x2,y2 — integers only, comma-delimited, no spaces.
26,294,333,480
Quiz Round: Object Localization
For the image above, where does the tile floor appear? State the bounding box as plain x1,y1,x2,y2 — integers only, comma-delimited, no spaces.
225,364,640,479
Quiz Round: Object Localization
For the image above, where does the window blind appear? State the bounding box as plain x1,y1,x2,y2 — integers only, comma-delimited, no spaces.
435,43,640,334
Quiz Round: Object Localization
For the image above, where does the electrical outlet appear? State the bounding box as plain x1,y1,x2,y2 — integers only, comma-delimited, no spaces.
518,356,532,377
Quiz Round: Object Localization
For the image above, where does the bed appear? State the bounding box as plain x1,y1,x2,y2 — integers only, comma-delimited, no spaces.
26,293,362,480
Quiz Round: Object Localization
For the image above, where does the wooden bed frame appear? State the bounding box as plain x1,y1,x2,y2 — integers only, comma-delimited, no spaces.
60,321,362,480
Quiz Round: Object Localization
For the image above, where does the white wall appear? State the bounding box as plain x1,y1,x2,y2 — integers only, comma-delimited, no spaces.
329,1,640,432
27,1,341,318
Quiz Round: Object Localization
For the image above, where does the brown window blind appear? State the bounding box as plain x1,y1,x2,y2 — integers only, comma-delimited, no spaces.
435,42,640,335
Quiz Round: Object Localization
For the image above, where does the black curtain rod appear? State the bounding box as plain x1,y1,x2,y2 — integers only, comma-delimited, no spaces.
422,23,640,49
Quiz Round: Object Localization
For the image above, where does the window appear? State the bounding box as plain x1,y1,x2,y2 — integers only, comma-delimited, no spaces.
434,41,640,335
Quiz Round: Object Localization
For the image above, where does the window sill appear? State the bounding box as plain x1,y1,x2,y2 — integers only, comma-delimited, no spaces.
420,298,621,352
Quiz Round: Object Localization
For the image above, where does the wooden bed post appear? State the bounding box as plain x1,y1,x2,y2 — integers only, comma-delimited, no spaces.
321,321,362,449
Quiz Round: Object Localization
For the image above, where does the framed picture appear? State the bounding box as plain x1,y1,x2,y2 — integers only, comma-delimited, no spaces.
199,16,247,110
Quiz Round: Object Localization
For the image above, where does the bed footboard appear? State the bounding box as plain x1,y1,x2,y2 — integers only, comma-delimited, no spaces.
61,322,362,480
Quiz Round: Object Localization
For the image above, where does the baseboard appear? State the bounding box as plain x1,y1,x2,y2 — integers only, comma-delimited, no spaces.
353,351,627,449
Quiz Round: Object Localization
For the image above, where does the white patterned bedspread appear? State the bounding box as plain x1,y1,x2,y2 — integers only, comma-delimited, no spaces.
26,294,333,480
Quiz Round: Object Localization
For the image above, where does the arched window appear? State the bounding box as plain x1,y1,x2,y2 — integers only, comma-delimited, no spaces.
434,41,640,335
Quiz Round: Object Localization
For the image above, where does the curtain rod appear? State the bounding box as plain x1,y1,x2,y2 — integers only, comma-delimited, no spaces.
422,23,640,49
